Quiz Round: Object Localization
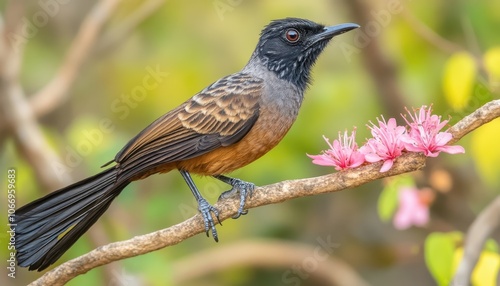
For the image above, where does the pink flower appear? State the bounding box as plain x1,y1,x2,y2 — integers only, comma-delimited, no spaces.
360,117,406,172
401,106,465,157
308,129,365,171
393,187,431,230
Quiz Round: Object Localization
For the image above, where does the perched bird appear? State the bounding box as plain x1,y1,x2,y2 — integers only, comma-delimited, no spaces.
15,18,359,271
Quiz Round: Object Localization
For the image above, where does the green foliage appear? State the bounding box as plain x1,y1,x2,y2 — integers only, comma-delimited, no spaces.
457,247,500,286
484,238,499,253
452,241,500,286
424,231,463,286
425,232,500,286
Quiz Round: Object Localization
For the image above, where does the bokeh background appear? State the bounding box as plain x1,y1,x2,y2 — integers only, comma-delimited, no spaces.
1,0,499,285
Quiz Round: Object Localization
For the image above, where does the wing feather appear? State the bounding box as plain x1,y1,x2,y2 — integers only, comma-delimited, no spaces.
113,73,262,179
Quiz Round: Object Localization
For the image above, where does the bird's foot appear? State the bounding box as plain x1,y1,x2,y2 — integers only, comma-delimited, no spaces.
218,178,255,219
197,197,221,242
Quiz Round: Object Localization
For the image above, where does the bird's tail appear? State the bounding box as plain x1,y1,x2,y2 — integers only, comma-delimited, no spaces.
14,167,127,271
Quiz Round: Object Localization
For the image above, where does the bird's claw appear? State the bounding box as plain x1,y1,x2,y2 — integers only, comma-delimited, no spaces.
218,179,255,219
197,198,221,242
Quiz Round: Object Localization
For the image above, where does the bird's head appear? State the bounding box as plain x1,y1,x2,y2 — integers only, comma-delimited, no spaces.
251,18,359,91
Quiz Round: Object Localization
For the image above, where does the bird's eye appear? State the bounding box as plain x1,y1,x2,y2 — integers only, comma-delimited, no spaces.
285,28,300,43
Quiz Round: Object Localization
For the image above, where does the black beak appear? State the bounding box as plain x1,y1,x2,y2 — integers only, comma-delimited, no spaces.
311,23,360,44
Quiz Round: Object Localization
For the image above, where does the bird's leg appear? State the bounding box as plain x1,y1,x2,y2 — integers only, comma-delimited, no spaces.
214,175,255,219
179,170,221,242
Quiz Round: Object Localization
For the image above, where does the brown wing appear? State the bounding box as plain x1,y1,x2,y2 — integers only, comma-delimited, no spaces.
113,73,263,179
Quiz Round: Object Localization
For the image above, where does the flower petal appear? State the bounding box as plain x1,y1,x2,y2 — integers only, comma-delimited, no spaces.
365,153,383,163
412,206,430,226
307,154,336,166
434,132,453,146
349,153,366,168
393,208,412,230
380,159,394,172
437,145,465,154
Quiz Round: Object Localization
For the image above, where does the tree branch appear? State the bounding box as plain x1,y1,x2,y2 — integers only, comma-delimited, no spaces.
171,239,371,286
448,99,500,144
95,0,166,55
0,0,166,133
346,0,409,120
28,99,500,285
0,1,134,281
28,0,121,118
29,153,425,286
400,9,464,55
451,195,500,285
0,2,73,189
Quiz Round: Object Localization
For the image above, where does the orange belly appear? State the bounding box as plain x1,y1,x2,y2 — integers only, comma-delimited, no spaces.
177,106,295,175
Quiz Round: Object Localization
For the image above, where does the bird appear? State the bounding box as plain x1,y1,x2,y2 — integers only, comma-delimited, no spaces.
14,18,359,271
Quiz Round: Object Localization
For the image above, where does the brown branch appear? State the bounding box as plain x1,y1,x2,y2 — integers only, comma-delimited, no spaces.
400,9,464,54
0,1,125,281
26,100,500,285
28,0,121,118
448,99,500,144
29,153,424,286
95,0,166,55
0,3,72,189
346,0,409,120
171,239,371,286
451,196,500,285
0,0,164,133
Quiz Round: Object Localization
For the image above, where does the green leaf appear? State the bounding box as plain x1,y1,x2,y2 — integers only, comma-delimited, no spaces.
377,175,415,221
484,239,499,253
443,52,477,111
425,232,460,286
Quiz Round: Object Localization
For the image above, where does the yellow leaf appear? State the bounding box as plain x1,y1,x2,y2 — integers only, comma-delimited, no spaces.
470,119,500,185
453,247,500,286
484,47,500,83
443,52,477,110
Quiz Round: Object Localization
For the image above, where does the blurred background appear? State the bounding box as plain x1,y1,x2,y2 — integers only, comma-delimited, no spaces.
1,0,499,285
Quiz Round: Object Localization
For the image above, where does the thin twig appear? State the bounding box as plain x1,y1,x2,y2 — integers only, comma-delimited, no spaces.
347,0,408,120
400,9,464,54
28,0,121,118
0,0,163,133
96,0,166,55
0,1,125,281
0,3,72,189
451,196,500,285
171,239,371,286
448,99,500,144
27,99,500,286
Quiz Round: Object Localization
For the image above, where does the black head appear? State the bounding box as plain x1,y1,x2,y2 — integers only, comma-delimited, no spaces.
252,18,359,91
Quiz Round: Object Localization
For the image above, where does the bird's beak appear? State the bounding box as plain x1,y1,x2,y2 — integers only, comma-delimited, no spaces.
311,23,360,44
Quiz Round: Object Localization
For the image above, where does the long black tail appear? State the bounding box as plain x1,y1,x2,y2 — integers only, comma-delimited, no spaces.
14,167,128,271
